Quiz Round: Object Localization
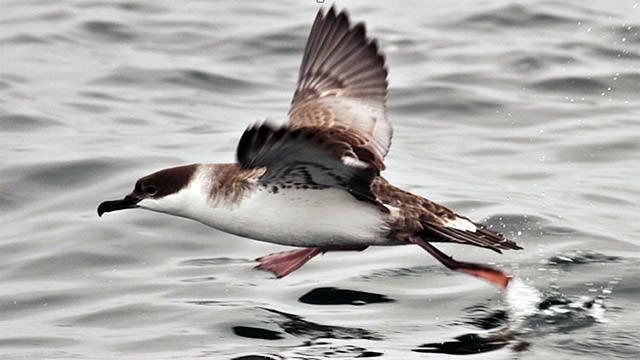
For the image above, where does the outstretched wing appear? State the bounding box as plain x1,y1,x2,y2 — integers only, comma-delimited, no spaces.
288,6,391,171
236,123,380,203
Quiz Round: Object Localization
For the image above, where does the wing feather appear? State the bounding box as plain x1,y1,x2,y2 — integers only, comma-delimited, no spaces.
237,123,380,204
421,220,522,253
289,7,391,170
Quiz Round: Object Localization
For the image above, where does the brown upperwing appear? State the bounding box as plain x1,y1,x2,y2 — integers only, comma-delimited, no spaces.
288,6,391,172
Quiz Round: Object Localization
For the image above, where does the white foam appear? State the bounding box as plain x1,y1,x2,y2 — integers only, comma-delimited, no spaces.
587,297,608,323
505,277,542,320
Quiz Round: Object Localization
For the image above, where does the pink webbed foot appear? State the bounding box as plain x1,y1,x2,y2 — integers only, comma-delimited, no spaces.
409,236,512,290
255,246,368,278
255,248,322,278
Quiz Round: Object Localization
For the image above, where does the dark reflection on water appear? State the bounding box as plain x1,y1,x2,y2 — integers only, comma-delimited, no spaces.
459,305,509,330
262,308,383,341
298,287,394,306
232,326,284,341
231,356,280,360
413,333,517,355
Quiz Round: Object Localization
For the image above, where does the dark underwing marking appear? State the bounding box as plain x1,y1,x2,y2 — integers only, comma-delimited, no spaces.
236,123,382,208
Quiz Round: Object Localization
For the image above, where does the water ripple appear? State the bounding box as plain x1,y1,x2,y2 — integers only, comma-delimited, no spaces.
81,20,137,41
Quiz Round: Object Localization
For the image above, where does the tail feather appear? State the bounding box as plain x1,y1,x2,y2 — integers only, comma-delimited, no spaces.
420,220,522,253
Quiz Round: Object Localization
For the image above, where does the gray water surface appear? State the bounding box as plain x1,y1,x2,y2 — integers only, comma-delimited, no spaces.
1,0,639,359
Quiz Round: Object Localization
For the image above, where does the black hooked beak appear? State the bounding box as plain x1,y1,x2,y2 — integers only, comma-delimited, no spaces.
98,193,141,217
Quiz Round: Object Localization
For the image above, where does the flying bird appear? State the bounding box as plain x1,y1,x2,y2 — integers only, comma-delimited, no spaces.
98,7,522,289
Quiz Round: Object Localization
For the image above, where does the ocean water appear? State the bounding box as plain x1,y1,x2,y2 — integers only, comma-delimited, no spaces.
1,0,639,359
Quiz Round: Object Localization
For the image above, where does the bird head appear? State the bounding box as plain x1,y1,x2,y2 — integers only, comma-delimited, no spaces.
98,164,199,217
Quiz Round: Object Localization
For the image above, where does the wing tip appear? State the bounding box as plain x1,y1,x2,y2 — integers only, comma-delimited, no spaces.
237,122,285,168
294,5,388,106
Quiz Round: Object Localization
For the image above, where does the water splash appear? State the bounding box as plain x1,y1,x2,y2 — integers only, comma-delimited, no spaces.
505,277,542,321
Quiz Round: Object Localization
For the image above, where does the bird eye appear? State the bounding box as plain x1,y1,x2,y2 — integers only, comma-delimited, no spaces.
143,184,158,195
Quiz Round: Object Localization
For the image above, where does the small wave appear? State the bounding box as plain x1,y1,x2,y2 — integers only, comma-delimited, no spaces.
504,171,552,181
76,1,166,14
561,41,640,60
482,213,548,237
81,20,137,41
360,265,447,280
530,76,608,95
503,51,579,73
64,102,111,114
458,304,509,330
180,257,252,267
455,4,577,29
0,113,63,132
91,66,256,92
11,251,138,279
0,33,48,45
241,29,306,57
555,136,640,163
531,72,640,96
612,23,640,44
547,250,620,267
391,85,502,118
581,193,633,206
8,158,121,189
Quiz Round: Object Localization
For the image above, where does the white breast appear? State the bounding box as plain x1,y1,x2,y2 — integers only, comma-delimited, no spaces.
187,185,391,247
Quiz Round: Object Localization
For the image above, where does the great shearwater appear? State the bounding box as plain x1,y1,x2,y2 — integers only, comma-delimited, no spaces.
98,7,522,289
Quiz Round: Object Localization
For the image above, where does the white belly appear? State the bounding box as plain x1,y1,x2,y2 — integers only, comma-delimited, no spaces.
193,187,391,247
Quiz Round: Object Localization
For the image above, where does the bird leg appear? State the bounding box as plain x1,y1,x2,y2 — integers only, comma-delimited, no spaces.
408,236,511,290
255,246,368,278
